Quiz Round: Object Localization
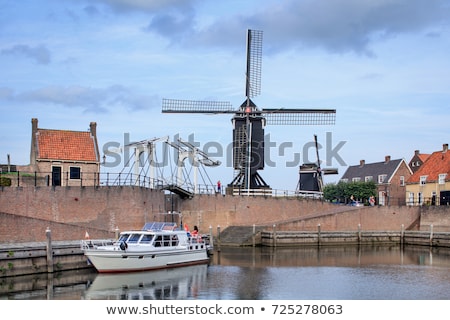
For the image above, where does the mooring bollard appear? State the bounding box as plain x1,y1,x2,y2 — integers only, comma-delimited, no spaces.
46,227,53,273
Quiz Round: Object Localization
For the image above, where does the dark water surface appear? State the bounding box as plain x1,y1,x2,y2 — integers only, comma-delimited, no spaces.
2,245,450,300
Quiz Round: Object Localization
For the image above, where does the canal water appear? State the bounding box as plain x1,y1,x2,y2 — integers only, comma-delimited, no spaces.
1,245,450,300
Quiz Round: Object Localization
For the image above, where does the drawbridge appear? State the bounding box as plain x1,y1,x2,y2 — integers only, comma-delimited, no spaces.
110,136,220,198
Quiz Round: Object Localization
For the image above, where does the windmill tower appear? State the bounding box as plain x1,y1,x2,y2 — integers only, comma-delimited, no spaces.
162,29,336,195
297,134,338,195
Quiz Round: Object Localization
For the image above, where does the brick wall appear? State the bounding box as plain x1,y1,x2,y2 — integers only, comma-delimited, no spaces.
419,205,450,231
0,186,166,242
1,187,449,243
177,194,425,235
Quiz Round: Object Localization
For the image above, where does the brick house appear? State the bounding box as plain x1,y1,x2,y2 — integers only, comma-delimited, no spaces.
29,118,100,186
340,156,413,206
408,149,430,173
406,144,450,206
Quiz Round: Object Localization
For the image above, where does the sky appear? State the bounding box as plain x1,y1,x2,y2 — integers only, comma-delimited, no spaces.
1,0,450,191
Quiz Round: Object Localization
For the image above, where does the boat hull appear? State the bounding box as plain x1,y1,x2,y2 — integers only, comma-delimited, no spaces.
85,248,209,273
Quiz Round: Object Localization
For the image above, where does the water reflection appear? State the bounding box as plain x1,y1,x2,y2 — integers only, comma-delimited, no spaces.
84,264,208,300
1,245,450,300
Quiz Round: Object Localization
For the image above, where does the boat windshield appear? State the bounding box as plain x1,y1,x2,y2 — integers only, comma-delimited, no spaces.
128,234,142,243
118,234,130,242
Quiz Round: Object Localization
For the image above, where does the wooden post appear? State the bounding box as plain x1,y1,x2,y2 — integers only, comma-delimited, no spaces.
358,224,362,244
317,224,321,246
209,225,214,249
46,227,53,273
252,224,256,247
272,224,277,247
217,225,221,252
400,224,404,246
430,224,434,246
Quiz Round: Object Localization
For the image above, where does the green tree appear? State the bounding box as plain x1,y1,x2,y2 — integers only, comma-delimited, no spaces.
323,181,376,204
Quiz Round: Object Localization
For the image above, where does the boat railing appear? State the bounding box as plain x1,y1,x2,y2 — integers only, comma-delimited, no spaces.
188,234,213,249
80,239,115,250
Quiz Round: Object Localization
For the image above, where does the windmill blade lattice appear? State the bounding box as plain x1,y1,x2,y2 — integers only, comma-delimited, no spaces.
246,29,263,99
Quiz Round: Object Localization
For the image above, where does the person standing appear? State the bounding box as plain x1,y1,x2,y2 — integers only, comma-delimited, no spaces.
369,196,375,206
217,180,221,194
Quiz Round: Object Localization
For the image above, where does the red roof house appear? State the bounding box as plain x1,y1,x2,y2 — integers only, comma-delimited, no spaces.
406,144,450,205
30,118,100,186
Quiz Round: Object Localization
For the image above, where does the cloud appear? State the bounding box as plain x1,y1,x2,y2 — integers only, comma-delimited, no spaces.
1,44,51,64
275,0,449,55
2,85,159,113
93,0,195,13
144,7,196,39
181,0,450,56
0,87,14,100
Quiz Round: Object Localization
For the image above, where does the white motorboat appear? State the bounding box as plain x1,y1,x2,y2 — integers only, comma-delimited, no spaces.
81,222,211,273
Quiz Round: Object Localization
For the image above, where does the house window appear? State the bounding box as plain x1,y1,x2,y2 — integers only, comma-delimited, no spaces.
408,192,414,206
418,192,423,205
420,176,427,185
378,174,387,183
340,178,348,183
365,176,373,182
378,191,386,206
352,177,361,182
438,173,447,185
400,176,405,186
70,166,81,179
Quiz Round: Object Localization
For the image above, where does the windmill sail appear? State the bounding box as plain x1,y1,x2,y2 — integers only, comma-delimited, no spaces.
162,29,337,196
245,29,263,100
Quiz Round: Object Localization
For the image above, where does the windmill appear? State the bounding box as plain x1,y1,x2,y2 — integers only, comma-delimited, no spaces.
296,134,338,195
162,29,336,195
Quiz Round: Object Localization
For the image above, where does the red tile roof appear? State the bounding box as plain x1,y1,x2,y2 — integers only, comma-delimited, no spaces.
36,129,98,162
408,150,450,183
418,153,431,163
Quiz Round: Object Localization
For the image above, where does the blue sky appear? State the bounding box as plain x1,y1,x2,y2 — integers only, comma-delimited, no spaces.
1,0,450,191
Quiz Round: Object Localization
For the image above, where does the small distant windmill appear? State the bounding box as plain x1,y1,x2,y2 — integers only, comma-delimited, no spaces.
162,29,336,195
297,134,338,195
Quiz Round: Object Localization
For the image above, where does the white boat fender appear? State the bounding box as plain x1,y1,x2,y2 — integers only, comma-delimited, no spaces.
119,241,128,250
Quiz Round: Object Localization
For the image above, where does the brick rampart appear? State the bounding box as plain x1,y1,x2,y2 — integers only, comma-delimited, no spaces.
419,205,450,231
1,187,449,243
178,194,424,234
0,186,166,243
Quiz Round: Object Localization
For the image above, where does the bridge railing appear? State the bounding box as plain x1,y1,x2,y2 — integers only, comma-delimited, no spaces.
0,170,219,195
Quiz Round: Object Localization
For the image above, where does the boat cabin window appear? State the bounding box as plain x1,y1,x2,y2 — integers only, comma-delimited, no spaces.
163,235,170,246
128,234,141,243
140,234,153,244
153,235,163,247
153,234,179,247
